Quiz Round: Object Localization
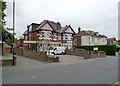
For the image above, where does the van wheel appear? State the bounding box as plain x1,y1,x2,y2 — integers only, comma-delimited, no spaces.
61,52,64,55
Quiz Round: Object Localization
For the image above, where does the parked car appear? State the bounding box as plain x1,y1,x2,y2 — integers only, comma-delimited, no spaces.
73,48,86,51
48,46,66,55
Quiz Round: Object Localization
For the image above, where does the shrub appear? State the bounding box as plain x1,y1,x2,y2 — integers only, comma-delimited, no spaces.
75,44,117,55
117,47,120,52
97,51,104,53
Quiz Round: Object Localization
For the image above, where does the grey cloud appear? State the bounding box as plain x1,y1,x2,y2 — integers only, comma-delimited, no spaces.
5,0,119,39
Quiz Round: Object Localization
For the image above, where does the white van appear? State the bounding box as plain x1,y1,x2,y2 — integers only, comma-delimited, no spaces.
49,46,66,55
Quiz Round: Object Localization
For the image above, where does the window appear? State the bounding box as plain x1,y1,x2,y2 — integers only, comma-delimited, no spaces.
39,31,42,38
44,43,47,51
92,38,94,42
29,44,31,48
53,33,56,40
63,34,66,40
113,41,116,44
58,34,61,40
40,44,43,51
67,34,71,40
44,32,47,38
29,25,32,32
40,31,51,39
46,31,51,39
25,35,28,40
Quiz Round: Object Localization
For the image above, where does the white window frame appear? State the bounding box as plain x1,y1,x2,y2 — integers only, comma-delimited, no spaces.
39,31,42,38
63,34,66,40
58,34,61,40
25,35,28,40
53,33,57,40
44,43,47,51
67,34,71,40
29,25,32,32
40,44,43,51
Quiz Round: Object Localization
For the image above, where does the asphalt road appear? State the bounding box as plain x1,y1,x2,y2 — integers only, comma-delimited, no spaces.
2,55,118,84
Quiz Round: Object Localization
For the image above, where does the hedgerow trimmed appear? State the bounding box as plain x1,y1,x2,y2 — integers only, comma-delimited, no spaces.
75,44,117,55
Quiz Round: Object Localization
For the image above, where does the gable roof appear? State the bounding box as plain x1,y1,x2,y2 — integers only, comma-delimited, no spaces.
35,20,62,33
60,25,76,34
48,20,62,33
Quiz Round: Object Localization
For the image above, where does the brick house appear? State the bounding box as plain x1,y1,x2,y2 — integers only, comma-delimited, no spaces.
73,27,107,46
107,38,118,45
17,20,76,51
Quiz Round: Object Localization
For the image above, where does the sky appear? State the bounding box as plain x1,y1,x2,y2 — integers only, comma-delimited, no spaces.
5,0,119,39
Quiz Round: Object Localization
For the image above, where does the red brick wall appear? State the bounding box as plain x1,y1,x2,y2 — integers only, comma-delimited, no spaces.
66,50,106,59
5,48,11,53
84,52,106,59
2,43,11,55
76,36,81,46
14,48,59,62
66,50,89,57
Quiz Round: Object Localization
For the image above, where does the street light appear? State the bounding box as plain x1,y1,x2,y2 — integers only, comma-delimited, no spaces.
12,0,15,66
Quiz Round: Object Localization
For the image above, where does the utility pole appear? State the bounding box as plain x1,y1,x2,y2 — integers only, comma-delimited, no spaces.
12,0,15,66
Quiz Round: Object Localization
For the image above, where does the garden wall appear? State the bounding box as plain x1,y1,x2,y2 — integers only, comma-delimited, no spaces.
14,48,59,62
66,50,106,59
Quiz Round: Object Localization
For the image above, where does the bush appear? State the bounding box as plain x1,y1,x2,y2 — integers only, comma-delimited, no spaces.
97,51,104,53
117,47,120,52
75,44,117,55
89,51,97,54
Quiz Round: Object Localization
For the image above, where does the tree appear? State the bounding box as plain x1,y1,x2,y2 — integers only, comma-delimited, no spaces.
0,0,17,46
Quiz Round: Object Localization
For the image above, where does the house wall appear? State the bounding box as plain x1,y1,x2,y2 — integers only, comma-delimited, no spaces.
81,36,107,45
22,22,75,51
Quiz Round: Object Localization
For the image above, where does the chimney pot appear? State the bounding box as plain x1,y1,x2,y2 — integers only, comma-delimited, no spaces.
78,27,81,33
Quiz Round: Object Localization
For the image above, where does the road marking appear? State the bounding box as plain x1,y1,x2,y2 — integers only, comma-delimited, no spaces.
33,77,36,79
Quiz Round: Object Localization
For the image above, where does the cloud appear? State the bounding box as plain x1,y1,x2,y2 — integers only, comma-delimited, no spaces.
5,0,119,39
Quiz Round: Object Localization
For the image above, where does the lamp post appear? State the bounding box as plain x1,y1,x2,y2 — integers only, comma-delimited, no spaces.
12,0,15,66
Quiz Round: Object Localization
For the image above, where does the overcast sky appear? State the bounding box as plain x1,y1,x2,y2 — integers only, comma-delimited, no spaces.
5,0,119,39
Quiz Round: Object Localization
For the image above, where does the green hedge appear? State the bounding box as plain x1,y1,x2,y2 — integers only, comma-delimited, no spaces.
75,44,117,55
117,47,120,52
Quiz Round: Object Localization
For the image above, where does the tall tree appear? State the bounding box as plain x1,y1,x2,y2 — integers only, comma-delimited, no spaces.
0,0,17,46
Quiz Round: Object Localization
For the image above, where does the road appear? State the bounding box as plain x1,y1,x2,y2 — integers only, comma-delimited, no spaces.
2,55,118,84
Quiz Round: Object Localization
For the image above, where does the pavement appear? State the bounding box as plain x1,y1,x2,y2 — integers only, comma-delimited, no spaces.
2,55,90,71
2,55,118,84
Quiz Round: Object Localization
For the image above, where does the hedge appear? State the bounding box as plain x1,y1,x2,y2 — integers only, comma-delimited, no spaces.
75,44,117,55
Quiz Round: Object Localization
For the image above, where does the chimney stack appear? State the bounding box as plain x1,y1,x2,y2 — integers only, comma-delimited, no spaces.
57,22,61,26
78,27,81,33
